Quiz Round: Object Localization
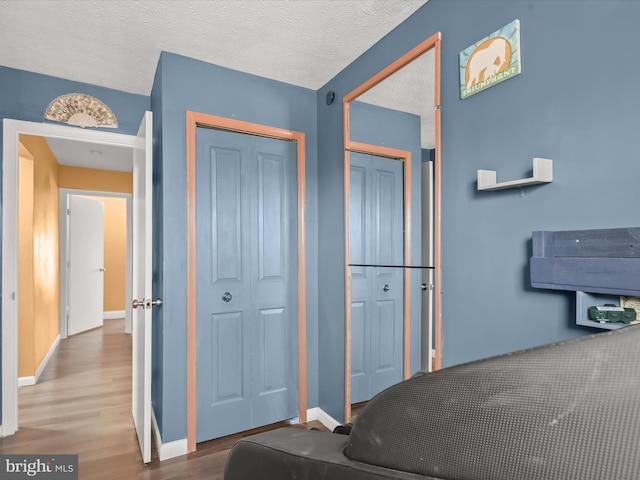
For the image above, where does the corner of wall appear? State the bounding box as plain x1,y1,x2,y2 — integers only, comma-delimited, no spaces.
152,406,187,461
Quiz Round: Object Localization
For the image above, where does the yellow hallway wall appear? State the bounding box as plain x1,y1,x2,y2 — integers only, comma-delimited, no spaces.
59,165,132,194
18,149,35,377
19,135,60,375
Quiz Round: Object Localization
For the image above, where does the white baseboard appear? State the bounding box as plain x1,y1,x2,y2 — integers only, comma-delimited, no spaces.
315,408,341,432
147,406,338,461
103,310,126,320
18,335,60,387
36,335,60,383
152,407,188,461
18,376,35,387
305,407,319,422
295,407,339,431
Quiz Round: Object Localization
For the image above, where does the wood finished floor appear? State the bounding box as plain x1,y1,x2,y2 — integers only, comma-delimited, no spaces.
0,319,327,479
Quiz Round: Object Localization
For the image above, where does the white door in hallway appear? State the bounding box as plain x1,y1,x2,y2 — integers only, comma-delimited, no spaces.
132,111,153,464
68,195,104,336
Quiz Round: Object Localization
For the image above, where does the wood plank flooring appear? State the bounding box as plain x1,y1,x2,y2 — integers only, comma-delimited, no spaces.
0,319,327,479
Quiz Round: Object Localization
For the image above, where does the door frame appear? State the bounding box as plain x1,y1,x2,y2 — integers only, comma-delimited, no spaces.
186,111,307,453
342,32,442,422
2,119,139,436
59,189,133,339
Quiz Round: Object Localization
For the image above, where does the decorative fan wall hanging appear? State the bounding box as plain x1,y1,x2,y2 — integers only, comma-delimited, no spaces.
44,93,118,128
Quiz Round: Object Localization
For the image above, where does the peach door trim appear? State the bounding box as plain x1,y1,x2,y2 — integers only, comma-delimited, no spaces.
185,111,307,453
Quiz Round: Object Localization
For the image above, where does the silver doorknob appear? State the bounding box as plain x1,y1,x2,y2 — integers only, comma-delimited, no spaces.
383,284,390,292
132,299,144,309
146,298,163,308
222,292,233,303
99,267,106,272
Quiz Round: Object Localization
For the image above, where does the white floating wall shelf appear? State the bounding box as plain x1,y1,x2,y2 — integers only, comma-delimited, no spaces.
477,158,553,191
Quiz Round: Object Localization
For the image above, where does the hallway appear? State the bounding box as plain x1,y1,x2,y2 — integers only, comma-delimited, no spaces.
0,319,146,477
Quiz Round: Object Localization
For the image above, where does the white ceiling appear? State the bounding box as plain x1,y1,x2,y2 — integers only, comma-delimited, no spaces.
44,137,134,172
2,0,433,170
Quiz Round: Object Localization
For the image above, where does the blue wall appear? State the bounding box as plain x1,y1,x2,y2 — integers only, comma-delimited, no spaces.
0,66,149,425
152,52,318,442
0,66,149,135
317,0,640,421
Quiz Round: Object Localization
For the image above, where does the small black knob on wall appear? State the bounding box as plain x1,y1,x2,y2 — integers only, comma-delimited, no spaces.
326,91,335,105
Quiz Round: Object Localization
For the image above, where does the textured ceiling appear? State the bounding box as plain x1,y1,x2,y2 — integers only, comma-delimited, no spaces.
0,0,427,95
2,0,435,166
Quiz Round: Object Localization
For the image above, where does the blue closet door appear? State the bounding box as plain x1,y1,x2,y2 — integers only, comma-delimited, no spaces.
350,154,372,402
196,128,298,442
350,152,403,404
